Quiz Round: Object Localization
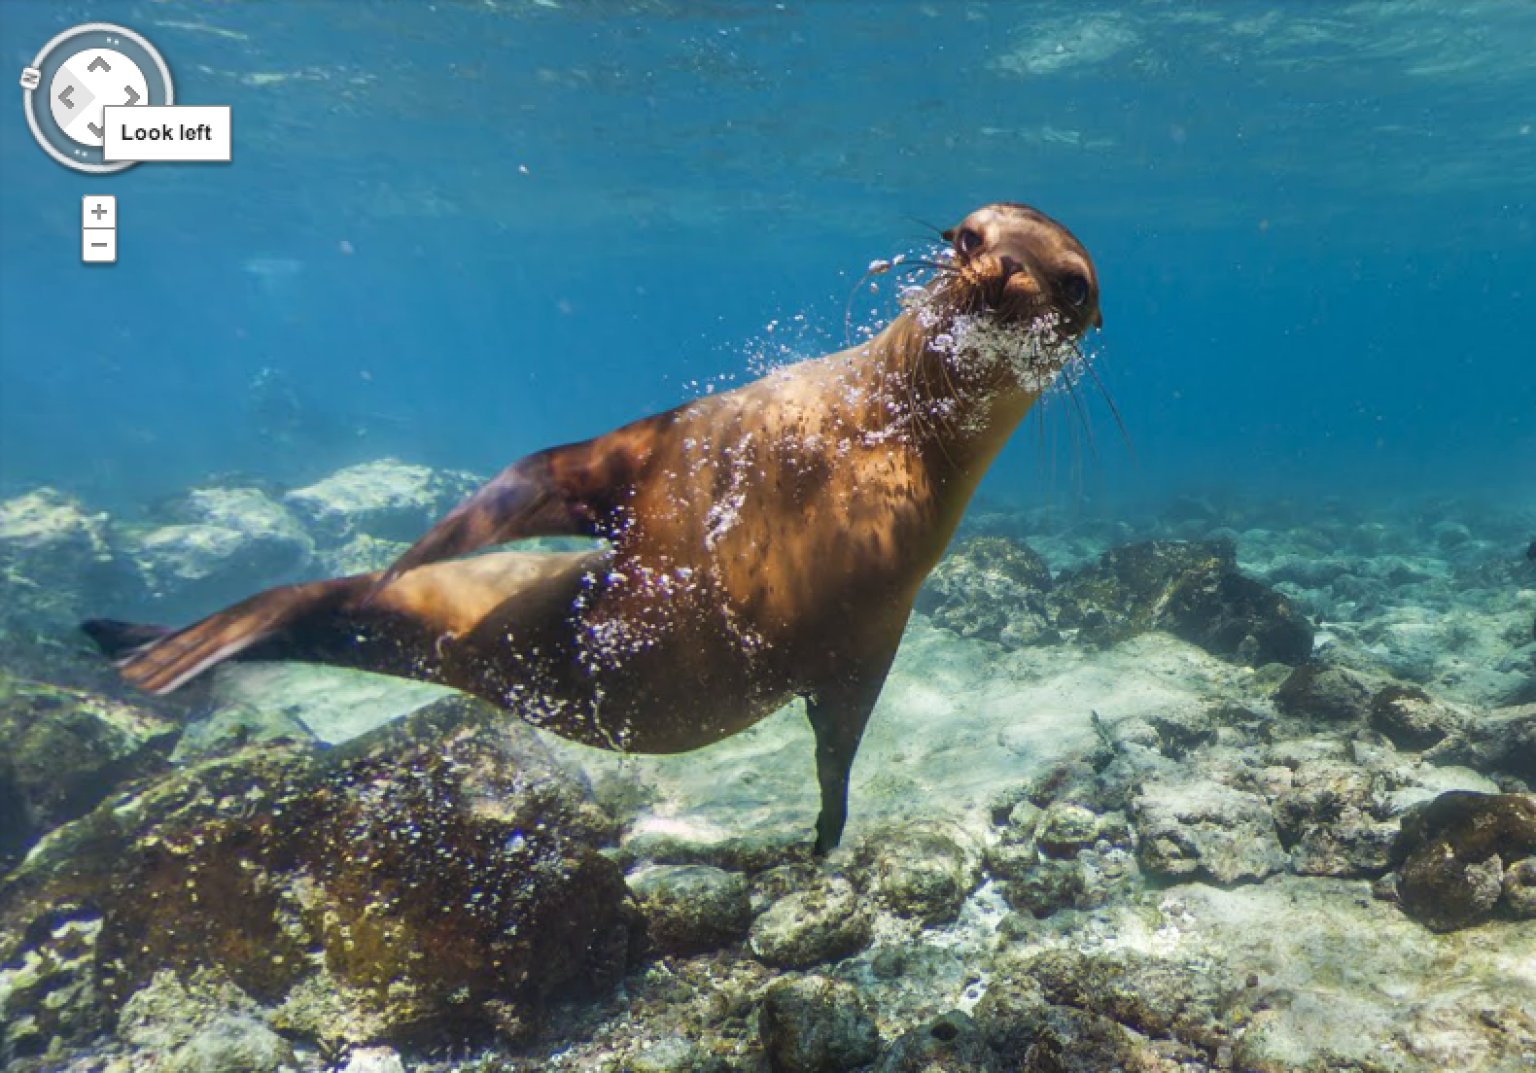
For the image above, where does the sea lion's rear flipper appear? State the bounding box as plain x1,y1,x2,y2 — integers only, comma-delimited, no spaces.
88,576,369,695
80,619,173,658
88,550,605,697
375,418,667,590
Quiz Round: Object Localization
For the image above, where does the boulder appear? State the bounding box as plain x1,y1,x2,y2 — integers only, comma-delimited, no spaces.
1273,664,1376,724
749,877,870,969
126,486,314,607
284,460,481,543
1050,540,1313,665
0,488,128,624
0,697,635,1061
849,821,981,925
628,864,751,956
1392,791,1536,932
916,536,1056,647
0,675,176,870
1131,777,1288,885
758,975,879,1073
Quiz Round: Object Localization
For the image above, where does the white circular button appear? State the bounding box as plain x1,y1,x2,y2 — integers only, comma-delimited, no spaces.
49,49,151,147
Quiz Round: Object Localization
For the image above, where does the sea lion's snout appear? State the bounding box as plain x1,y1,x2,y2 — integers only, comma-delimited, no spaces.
942,202,1102,336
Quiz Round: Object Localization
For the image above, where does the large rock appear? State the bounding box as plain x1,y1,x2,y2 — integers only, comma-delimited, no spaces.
1430,703,1536,781
874,1011,993,1073
1131,777,1288,885
849,821,981,925
1271,760,1399,878
749,876,871,969
284,460,481,543
0,675,176,870
1273,663,1376,724
126,486,314,607
0,697,636,1061
0,488,127,624
629,864,751,956
1392,791,1536,932
1050,540,1313,666
758,975,880,1073
916,536,1056,647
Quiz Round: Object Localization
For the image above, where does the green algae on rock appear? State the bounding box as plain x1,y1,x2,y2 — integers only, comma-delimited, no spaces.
0,675,176,871
0,696,637,1062
1392,790,1536,932
758,974,880,1073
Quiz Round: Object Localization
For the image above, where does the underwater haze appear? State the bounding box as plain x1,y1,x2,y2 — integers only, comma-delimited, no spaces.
2,0,1533,511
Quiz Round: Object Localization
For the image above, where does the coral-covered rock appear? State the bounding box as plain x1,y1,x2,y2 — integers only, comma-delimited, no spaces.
758,975,879,1073
126,486,314,607
1503,857,1536,919
284,460,481,543
749,877,870,969
1393,791,1536,931
1274,663,1376,723
0,488,128,624
0,697,635,1061
1024,948,1233,1052
1432,703,1536,781
1369,684,1464,750
874,1011,993,1073
0,675,176,869
850,821,981,925
1132,777,1287,884
916,536,1056,648
1049,539,1313,665
972,966,1140,1071
1271,761,1399,878
629,864,751,956
116,968,294,1073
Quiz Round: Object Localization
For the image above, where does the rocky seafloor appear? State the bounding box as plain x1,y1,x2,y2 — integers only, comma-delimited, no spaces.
1,462,1534,1073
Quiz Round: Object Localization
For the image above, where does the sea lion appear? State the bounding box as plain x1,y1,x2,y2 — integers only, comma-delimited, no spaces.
85,202,1102,853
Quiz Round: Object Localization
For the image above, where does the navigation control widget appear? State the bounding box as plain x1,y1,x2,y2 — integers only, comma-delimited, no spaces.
20,23,173,174
21,22,235,174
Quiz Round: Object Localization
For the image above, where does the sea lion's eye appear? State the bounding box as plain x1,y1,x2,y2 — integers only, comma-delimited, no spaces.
1060,273,1090,307
953,228,983,256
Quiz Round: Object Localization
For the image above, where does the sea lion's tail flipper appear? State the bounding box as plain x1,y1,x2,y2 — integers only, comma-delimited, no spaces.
80,619,174,658
85,576,367,695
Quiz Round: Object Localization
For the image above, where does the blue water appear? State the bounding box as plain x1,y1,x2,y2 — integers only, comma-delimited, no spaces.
2,1,1533,513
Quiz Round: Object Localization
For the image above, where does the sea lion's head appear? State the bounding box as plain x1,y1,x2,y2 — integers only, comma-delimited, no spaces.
936,202,1101,340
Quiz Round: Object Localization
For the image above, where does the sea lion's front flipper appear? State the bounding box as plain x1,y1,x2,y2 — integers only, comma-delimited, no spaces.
805,669,891,855
375,418,667,591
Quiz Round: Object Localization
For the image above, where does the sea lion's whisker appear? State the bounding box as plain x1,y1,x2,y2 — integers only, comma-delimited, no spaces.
1080,350,1135,459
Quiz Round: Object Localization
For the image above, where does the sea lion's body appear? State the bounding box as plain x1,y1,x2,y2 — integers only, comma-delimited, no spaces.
88,203,1102,851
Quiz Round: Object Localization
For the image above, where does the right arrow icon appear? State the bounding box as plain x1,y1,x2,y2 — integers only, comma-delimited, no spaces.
123,86,140,105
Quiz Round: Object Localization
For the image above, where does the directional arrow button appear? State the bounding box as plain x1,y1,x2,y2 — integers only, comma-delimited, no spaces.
87,121,103,140
87,56,112,73
58,85,76,108
123,86,140,105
